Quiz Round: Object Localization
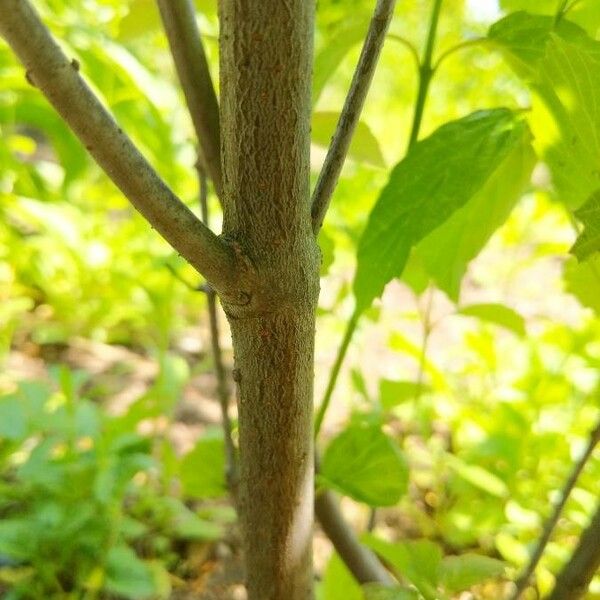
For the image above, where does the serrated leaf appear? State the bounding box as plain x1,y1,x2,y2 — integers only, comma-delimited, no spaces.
564,254,600,314
414,133,535,301
364,536,442,600
180,428,227,499
319,424,408,507
312,111,385,168
353,109,530,311
439,554,505,594
458,303,526,337
571,190,600,260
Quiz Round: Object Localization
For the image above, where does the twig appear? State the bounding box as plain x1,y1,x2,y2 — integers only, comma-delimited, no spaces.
432,37,486,72
157,0,222,198
407,0,444,148
196,163,238,495
0,0,236,292
311,0,397,233
547,501,600,600
387,33,420,70
315,489,394,585
510,417,600,599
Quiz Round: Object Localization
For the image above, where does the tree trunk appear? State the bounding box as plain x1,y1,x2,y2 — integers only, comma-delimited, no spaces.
219,1,319,598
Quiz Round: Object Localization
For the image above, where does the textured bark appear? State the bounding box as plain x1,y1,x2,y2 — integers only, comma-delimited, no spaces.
219,1,319,598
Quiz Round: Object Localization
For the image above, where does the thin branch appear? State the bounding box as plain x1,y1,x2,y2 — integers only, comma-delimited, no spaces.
547,501,600,600
315,489,395,585
196,163,238,496
157,0,222,199
311,0,397,233
0,0,237,293
510,416,600,600
387,33,420,70
432,37,487,72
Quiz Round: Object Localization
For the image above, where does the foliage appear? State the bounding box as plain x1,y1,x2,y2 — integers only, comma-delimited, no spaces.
1,0,600,597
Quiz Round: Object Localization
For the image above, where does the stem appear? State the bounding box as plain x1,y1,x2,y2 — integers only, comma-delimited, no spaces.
157,0,223,198
387,33,420,70
510,417,600,600
0,0,237,294
407,0,444,149
554,0,570,25
196,163,238,496
314,310,360,436
311,0,397,233
432,37,486,72
547,501,600,600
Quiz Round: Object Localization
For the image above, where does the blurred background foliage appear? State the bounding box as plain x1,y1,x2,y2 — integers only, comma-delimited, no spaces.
0,0,599,598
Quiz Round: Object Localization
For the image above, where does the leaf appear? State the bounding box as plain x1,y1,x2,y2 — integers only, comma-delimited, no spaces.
179,428,227,499
446,455,509,498
458,303,526,337
364,536,442,600
104,545,157,600
318,424,408,507
414,132,535,301
439,554,505,594
321,552,362,600
564,254,600,314
313,20,369,103
353,109,530,311
571,190,600,260
363,584,420,600
0,395,27,440
0,520,35,561
490,14,600,209
312,111,385,168
379,379,429,409
319,229,336,276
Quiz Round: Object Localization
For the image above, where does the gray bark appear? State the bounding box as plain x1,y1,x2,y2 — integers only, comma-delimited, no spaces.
219,1,319,598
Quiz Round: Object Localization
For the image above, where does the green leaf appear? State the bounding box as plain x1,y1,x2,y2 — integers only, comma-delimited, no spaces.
446,455,509,498
0,395,27,440
0,520,36,561
312,111,385,168
439,554,505,594
104,545,157,600
353,109,530,311
363,584,420,600
179,428,227,499
364,536,442,600
319,424,408,507
379,379,429,409
571,190,600,260
321,552,362,600
319,229,336,276
490,14,600,209
564,254,600,314
458,303,526,337
313,20,369,103
414,132,535,301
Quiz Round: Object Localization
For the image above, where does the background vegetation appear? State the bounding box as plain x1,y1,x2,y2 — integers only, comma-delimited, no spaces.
0,0,599,598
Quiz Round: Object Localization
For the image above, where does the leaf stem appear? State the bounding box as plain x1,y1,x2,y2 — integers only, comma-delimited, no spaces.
387,33,421,70
432,37,487,72
408,0,444,149
314,309,360,436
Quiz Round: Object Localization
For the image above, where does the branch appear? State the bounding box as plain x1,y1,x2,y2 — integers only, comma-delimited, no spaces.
316,489,394,585
511,417,600,599
547,501,600,600
0,0,237,294
311,0,397,233
196,163,238,496
157,0,223,199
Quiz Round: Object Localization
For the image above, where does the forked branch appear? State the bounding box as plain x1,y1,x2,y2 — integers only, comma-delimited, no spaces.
157,0,223,198
0,0,236,293
311,0,397,233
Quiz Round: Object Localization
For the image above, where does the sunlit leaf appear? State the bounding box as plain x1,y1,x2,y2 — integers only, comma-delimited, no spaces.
458,303,526,337
446,455,509,498
312,111,385,168
319,424,408,506
439,554,505,594
353,109,530,311
564,254,600,314
571,190,600,260
321,552,362,600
